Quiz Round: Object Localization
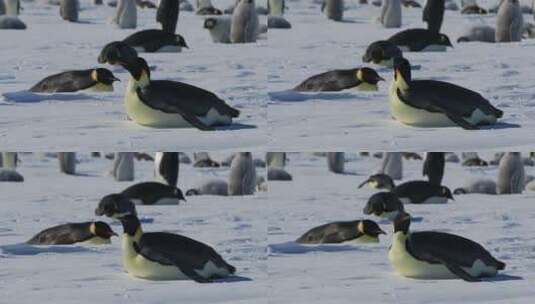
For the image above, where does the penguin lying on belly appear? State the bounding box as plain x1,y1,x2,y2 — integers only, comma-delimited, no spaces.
30,68,119,93
388,28,453,52
121,181,186,205
296,219,386,244
392,180,454,204
389,57,503,129
293,67,385,92
389,212,505,281
362,40,403,68
363,192,405,221
98,41,240,130
123,29,189,53
95,194,236,282
27,221,117,245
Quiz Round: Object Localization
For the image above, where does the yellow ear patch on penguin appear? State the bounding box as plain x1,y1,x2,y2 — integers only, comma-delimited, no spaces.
356,69,363,81
357,221,364,234
91,70,98,82
89,222,97,235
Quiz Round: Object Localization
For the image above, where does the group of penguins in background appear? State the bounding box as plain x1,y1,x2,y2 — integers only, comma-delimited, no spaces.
291,151,533,282
0,152,294,283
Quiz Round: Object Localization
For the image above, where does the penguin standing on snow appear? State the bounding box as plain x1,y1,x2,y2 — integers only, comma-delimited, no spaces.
154,152,179,187
296,219,386,244
362,40,403,68
268,0,285,16
496,0,523,42
389,212,505,281
293,67,384,92
98,41,240,130
392,180,454,204
327,152,344,174
389,57,503,129
28,222,117,245
113,0,137,29
379,0,402,28
228,152,256,196
95,194,236,282
497,152,524,194
3,0,20,16
231,0,259,43
423,152,445,185
157,0,179,34
378,152,402,180
60,0,79,22
30,68,120,93
322,0,344,22
423,0,445,33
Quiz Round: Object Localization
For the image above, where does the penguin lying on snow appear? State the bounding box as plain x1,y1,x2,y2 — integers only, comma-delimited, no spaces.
362,40,403,68
389,57,503,129
123,29,188,53
389,212,505,281
388,28,453,52
95,194,236,282
461,4,487,15
186,179,228,196
27,221,117,245
268,16,291,29
363,192,404,220
392,180,454,204
98,41,240,130
293,67,384,92
454,179,497,195
358,173,395,190
0,16,26,30
121,181,186,205
457,25,496,43
296,219,386,244
30,68,119,93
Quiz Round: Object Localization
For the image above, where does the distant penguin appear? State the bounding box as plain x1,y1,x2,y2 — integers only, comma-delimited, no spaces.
363,192,405,220
196,0,222,15
0,1,4,15
58,152,76,175
457,25,496,43
60,0,79,22
112,152,134,181
379,0,402,28
123,29,188,52
444,0,458,10
497,152,524,194
204,16,232,43
454,179,497,195
296,219,386,244
461,4,487,14
392,180,454,204
0,169,24,182
3,0,19,16
462,156,488,167
267,167,292,181
496,0,523,42
423,152,445,185
293,67,384,92
193,153,220,167
445,153,460,163
327,152,344,174
186,179,228,196
30,68,120,93
231,0,259,43
157,0,179,34
122,181,186,204
28,222,117,245
322,0,344,21
268,15,291,28
154,152,179,187
362,40,403,68
1,152,17,169
180,0,194,11
358,173,396,190
266,152,286,168
388,29,453,52
228,152,256,196
268,0,284,16
114,0,137,29
423,0,445,33
379,152,402,180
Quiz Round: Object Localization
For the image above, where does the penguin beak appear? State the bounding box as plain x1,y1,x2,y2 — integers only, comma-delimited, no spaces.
378,229,387,235
375,76,385,82
112,76,120,82
358,179,370,189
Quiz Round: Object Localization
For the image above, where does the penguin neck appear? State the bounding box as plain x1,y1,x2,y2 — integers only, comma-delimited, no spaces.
395,75,410,92
120,215,143,240
392,231,409,248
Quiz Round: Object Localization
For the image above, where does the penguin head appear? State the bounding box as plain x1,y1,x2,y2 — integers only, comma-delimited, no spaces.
95,194,137,219
358,220,386,237
441,186,454,200
364,192,402,217
204,18,217,29
98,41,138,66
393,212,411,234
358,174,395,190
90,221,118,239
393,57,411,89
175,35,189,48
438,34,453,47
92,68,120,85
453,188,468,195
356,68,385,86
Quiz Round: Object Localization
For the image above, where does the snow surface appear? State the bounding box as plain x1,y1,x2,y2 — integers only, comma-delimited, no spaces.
0,1,268,151
0,153,268,304
268,0,535,150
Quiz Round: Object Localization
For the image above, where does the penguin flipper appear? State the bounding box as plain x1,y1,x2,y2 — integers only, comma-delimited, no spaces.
441,261,481,282
444,113,479,130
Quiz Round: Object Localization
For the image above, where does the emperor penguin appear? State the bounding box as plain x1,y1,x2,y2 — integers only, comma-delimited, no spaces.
267,167,292,181
392,180,454,204
388,29,453,52
358,173,395,190
28,222,117,245
113,0,137,29
228,152,256,196
378,152,402,180
0,169,24,182
268,0,285,16
461,4,487,14
30,68,120,93
322,0,344,22
60,0,79,22
154,152,179,187
123,29,189,53
268,15,291,29
122,181,186,205
363,192,404,220
98,41,239,130
379,0,402,28
423,0,445,33
497,152,524,194
186,179,229,196
0,1,4,15
156,0,179,34
3,0,19,16
296,219,386,244
196,0,222,15
1,152,17,169
422,152,445,185
389,57,503,129
95,194,236,282
204,16,232,43
362,40,403,68
327,152,344,174
231,0,259,43
293,67,385,92
266,152,286,168
457,25,496,43
454,179,497,195
389,212,506,281
112,152,134,181
496,0,523,42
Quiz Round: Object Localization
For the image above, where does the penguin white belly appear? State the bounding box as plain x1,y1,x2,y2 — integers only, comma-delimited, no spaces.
343,235,379,244
389,82,456,127
82,236,112,245
354,82,378,91
421,196,448,204
465,108,497,125
399,45,446,52
86,83,114,92
389,233,498,279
